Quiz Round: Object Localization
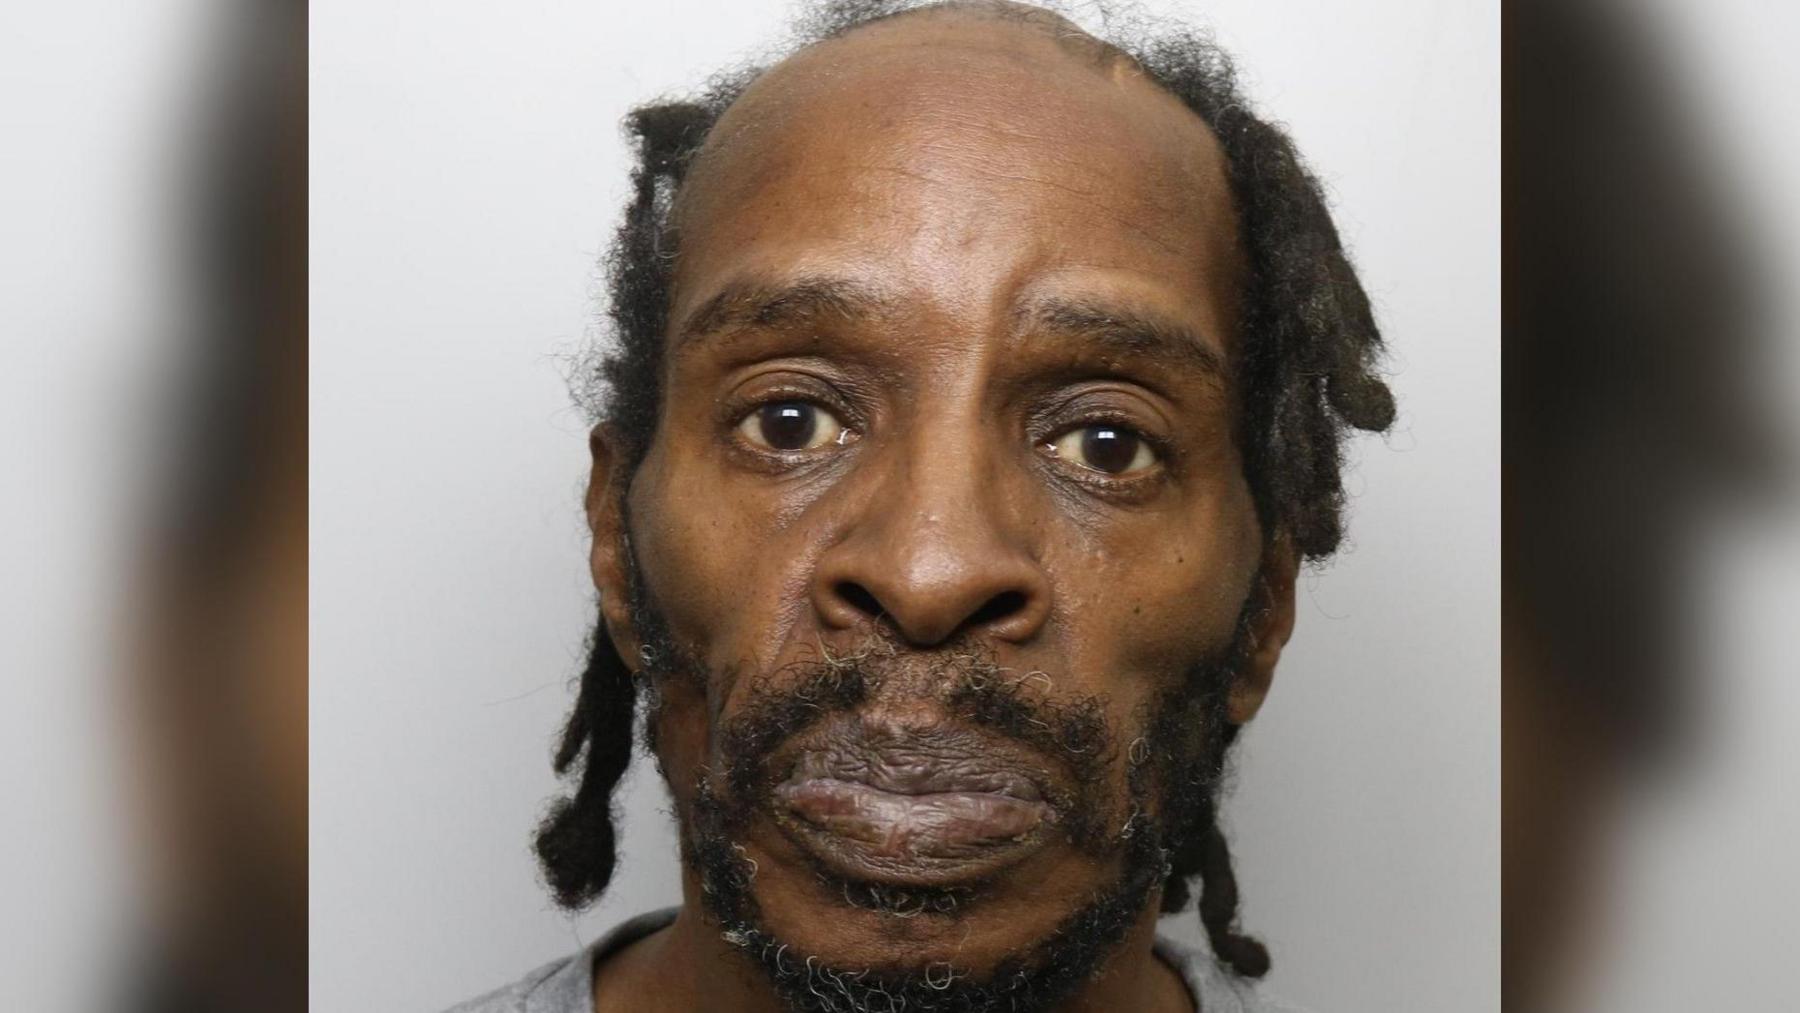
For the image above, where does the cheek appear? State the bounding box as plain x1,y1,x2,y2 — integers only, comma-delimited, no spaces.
628,440,823,679
1047,485,1261,689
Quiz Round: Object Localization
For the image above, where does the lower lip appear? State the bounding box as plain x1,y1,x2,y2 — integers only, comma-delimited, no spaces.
774,777,1050,881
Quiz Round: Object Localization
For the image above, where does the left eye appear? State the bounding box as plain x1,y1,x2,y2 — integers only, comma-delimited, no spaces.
1048,424,1158,475
737,401,848,452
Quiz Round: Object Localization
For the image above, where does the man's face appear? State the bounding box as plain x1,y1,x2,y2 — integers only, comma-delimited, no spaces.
589,11,1293,1002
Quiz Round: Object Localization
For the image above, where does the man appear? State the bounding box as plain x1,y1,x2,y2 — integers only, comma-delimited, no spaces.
455,2,1392,1010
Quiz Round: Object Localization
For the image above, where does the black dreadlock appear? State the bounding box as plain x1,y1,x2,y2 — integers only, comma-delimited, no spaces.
540,0,1394,982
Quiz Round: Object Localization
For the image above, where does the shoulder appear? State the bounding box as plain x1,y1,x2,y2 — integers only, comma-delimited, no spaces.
438,950,587,1013
439,909,680,1013
439,949,592,1013
1154,933,1315,1013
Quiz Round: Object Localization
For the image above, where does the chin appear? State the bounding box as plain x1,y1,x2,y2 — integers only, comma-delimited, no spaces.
686,768,1167,1013
747,830,1121,974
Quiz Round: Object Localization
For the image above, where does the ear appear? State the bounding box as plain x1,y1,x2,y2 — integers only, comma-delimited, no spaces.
586,424,641,673
1227,532,1299,725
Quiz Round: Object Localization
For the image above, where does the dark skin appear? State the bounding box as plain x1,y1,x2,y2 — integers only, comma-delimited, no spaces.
583,10,1298,1012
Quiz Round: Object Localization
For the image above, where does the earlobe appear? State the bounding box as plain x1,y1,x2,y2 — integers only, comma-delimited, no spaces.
1228,533,1299,725
586,424,641,672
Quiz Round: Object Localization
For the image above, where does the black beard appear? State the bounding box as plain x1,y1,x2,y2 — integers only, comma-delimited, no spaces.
648,632,1243,1013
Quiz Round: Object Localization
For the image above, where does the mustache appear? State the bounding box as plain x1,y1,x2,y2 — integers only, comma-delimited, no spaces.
713,642,1120,846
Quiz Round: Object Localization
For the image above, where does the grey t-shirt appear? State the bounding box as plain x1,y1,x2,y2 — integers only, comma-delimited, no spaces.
444,908,1306,1013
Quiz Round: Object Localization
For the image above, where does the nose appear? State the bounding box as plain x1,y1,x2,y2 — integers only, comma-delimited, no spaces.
811,442,1051,647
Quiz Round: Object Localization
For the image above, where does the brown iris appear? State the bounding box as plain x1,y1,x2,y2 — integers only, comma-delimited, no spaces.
738,400,847,452
1050,424,1156,475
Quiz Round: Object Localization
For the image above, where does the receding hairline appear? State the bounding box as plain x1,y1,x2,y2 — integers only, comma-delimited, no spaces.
672,0,1225,229
806,0,1130,64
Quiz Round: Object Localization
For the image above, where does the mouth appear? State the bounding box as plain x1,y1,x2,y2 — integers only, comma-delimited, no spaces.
768,717,1056,887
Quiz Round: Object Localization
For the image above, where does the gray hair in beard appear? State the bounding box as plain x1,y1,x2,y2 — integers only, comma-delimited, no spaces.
672,625,1249,1013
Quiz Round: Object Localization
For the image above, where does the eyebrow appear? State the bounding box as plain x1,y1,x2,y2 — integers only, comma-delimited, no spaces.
674,276,892,350
674,276,1231,386
1014,297,1230,385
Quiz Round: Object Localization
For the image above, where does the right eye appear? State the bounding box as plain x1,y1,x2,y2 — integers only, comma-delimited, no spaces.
1046,423,1159,476
736,401,850,452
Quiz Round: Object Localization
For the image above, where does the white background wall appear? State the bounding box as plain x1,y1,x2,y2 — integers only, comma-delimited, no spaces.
309,2,1500,1010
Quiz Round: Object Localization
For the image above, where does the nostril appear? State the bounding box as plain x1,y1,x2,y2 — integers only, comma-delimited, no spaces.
967,590,1027,628
835,581,885,620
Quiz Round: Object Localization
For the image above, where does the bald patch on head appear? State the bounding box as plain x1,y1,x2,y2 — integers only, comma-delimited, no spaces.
683,4,1224,194
668,3,1245,350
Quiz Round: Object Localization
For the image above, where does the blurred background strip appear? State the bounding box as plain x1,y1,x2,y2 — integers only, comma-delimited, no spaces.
1506,0,1799,1010
0,1,304,1010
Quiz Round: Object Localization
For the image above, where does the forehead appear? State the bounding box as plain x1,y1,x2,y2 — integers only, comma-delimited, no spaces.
671,12,1244,353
